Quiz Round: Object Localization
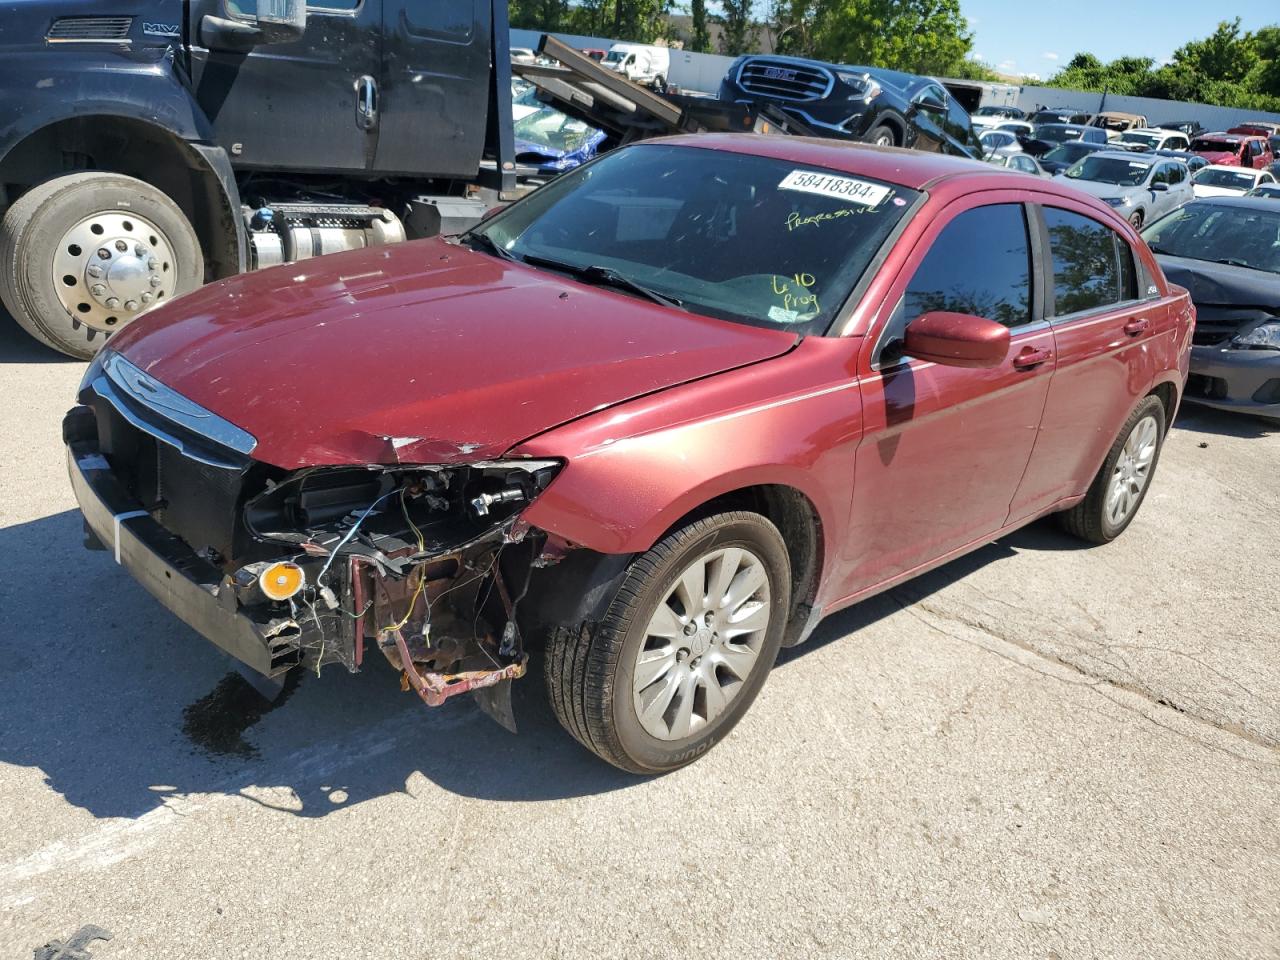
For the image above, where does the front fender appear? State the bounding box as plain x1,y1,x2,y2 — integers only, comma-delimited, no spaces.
512,337,865,606
0,49,212,162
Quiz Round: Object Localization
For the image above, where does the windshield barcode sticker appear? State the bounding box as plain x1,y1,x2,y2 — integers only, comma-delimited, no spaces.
778,170,891,207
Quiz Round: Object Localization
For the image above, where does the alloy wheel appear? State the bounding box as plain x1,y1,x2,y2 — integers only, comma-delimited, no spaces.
631,547,772,741
1106,414,1159,527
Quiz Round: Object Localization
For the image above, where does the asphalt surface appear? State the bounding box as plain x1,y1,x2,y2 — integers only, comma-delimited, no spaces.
1,321,1277,959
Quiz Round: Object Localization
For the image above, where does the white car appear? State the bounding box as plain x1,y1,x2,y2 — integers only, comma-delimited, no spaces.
1192,165,1278,199
1117,128,1191,152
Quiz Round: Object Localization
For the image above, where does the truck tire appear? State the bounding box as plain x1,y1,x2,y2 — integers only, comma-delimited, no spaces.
0,172,203,359
545,511,791,774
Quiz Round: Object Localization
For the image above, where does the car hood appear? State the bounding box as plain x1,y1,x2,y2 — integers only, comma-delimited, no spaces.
108,238,798,469
1155,255,1280,309
1059,177,1139,201
1193,151,1239,165
1192,185,1248,198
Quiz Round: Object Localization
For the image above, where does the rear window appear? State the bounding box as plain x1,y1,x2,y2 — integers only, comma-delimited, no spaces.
1192,139,1240,154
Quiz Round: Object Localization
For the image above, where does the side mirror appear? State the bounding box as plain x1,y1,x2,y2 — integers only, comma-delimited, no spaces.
202,0,306,50
1150,182,1169,192
903,311,1010,368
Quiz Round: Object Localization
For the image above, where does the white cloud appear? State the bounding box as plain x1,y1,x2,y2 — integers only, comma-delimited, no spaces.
966,15,980,26
998,60,1016,71
969,51,985,61
1019,71,1042,81
1042,52,1059,61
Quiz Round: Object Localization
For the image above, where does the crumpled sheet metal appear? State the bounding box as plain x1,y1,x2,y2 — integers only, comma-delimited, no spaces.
389,625,527,707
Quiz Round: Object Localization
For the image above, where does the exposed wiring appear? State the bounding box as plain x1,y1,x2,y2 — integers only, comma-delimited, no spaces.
315,488,400,585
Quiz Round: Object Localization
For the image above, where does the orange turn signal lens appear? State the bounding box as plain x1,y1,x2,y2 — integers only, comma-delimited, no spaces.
259,561,305,601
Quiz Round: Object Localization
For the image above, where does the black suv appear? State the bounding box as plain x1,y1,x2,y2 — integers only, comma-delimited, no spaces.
718,55,980,158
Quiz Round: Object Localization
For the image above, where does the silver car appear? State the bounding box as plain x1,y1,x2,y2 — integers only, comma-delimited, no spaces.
978,129,1022,159
1059,151,1194,228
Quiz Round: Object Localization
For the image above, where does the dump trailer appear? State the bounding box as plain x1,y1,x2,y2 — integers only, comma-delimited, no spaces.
0,1,798,358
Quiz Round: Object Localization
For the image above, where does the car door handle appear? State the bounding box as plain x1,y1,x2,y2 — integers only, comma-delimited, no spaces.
355,75,378,131
1123,317,1150,337
1012,346,1053,370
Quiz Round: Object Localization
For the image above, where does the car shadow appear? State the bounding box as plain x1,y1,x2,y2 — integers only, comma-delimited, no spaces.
0,307,78,364
1173,404,1277,438
0,508,1082,822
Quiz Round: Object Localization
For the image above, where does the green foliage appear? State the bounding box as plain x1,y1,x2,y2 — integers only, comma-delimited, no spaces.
718,0,757,56
1045,18,1280,113
768,0,973,75
690,0,711,53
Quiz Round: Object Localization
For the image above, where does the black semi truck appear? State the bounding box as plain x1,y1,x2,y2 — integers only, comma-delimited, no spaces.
0,1,787,358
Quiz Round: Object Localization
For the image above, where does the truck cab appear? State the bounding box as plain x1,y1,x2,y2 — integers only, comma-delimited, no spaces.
601,43,669,91
0,0,514,358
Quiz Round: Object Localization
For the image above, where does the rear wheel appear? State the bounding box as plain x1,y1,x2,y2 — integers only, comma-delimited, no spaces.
545,512,791,773
1128,209,1145,229
0,172,203,358
1058,395,1166,544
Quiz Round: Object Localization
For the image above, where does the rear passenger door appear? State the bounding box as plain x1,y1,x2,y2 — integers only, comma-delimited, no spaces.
840,198,1056,598
1163,161,1193,211
1010,204,1161,520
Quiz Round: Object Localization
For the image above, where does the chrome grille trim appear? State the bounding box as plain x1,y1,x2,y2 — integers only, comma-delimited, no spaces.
96,353,257,468
736,58,834,102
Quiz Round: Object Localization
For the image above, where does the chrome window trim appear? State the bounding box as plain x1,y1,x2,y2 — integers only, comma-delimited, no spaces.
96,353,256,467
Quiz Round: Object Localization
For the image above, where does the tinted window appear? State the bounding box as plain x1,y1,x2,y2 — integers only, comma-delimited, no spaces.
1166,163,1185,184
902,205,1032,329
1044,208,1136,314
1141,203,1280,274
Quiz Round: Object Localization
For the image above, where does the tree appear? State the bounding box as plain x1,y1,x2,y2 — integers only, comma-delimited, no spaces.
718,0,757,56
690,0,711,53
770,0,973,76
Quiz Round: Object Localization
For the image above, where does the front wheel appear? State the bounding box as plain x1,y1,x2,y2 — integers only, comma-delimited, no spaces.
545,512,791,773
1058,395,1166,543
1128,209,1145,229
0,172,204,358
866,124,898,148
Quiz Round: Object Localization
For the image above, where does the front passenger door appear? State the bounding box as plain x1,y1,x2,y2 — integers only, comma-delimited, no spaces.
838,199,1056,599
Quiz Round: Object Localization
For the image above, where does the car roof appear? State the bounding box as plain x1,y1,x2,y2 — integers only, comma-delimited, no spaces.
1200,164,1260,173
652,133,1012,190
1195,132,1247,142
1090,150,1158,164
1126,127,1176,135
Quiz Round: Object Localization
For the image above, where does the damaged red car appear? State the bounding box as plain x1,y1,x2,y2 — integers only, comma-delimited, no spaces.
65,136,1193,773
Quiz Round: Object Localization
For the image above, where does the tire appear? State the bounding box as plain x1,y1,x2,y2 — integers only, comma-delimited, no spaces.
652,75,667,93
545,512,791,774
866,124,898,148
1058,395,1167,544
0,172,204,359
1128,209,1145,229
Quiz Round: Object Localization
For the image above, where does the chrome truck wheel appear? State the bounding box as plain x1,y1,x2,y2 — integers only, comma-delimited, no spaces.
52,211,177,332
0,172,203,358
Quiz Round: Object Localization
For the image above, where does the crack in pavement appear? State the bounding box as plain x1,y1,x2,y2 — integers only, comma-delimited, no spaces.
887,590,1280,769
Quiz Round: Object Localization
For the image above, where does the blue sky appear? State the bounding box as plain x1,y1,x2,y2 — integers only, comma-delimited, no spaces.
961,0,1278,81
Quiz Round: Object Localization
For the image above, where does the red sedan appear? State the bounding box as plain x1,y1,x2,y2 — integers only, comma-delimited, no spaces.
65,135,1193,773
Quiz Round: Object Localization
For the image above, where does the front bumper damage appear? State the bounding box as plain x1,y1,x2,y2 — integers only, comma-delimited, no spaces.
64,389,569,729
1187,344,1280,418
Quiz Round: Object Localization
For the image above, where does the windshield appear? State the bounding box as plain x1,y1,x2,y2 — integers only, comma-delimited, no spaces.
604,50,626,63
1142,203,1280,274
514,107,598,155
1194,168,1257,189
1043,142,1093,164
1065,156,1152,186
1035,126,1085,143
1192,139,1239,154
1120,132,1161,148
468,144,918,333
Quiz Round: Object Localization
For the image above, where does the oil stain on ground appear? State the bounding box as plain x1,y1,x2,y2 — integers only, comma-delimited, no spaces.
181,670,301,758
